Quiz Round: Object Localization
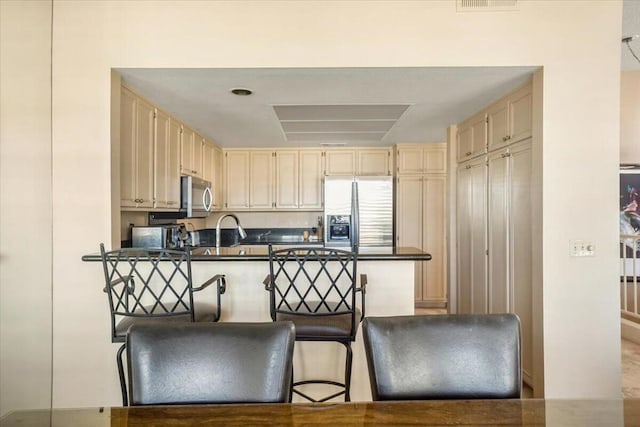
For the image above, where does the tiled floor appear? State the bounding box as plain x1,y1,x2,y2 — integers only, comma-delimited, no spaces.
414,309,640,398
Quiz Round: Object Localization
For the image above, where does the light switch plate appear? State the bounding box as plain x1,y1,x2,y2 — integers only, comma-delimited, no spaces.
570,240,595,257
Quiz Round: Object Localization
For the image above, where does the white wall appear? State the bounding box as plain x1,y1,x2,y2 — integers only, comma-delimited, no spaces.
621,71,640,164
0,0,53,416
0,0,624,412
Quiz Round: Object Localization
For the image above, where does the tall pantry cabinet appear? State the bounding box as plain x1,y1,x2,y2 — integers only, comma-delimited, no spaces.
455,81,533,386
395,143,448,307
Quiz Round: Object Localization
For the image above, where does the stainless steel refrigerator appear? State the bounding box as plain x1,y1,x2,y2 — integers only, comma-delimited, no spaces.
323,176,394,247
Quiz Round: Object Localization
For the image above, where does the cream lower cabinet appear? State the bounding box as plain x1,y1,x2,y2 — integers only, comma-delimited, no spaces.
486,140,533,385
120,87,154,209
456,139,533,385
397,174,447,307
153,110,181,210
456,155,488,314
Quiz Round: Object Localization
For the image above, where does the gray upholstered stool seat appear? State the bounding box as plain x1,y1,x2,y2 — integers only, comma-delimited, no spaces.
362,313,522,401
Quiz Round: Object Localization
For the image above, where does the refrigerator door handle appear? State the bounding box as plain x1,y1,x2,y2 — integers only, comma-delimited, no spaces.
351,180,359,249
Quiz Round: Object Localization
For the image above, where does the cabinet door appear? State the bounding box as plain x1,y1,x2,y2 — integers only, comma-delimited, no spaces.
423,145,447,174
120,88,137,208
224,151,250,209
487,150,509,314
487,100,510,151
469,159,488,314
166,118,181,209
249,151,273,209
324,150,355,176
181,125,195,176
397,176,424,301
457,113,486,161
510,85,532,144
357,148,390,175
458,157,488,314
299,150,323,209
422,175,447,305
193,132,203,179
202,140,215,184
456,164,472,313
212,145,223,210
154,109,170,208
275,150,299,209
397,147,423,174
509,140,532,383
135,98,154,208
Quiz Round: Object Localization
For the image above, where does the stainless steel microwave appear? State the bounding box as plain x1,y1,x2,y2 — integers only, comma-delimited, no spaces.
181,176,212,218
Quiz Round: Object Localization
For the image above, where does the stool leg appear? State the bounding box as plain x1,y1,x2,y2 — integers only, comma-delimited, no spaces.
343,342,353,402
116,344,128,406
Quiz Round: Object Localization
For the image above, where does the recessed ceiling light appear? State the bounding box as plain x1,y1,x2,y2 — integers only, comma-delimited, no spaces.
230,88,253,96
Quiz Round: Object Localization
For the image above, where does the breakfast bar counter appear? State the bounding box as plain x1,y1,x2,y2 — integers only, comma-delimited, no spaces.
82,245,430,402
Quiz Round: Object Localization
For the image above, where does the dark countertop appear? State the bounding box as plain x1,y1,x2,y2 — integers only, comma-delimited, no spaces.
82,245,431,262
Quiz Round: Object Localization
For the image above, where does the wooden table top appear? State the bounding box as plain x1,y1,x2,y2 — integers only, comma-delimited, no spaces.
2,399,639,426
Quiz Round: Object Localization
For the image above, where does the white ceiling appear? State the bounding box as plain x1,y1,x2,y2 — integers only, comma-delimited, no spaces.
119,67,536,148
117,2,637,149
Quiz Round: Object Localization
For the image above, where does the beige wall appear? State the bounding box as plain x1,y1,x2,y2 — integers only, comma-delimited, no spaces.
621,71,640,164
0,0,53,416
0,0,625,413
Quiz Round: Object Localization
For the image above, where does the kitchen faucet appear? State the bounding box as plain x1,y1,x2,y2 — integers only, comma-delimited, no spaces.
215,214,248,248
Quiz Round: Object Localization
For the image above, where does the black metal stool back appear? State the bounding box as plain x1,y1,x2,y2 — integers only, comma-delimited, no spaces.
264,245,366,402
99,243,226,405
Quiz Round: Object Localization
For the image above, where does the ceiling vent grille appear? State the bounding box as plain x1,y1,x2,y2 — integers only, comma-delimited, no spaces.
457,0,518,11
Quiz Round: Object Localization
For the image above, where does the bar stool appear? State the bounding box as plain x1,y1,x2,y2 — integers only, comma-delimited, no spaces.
263,245,366,402
99,243,226,405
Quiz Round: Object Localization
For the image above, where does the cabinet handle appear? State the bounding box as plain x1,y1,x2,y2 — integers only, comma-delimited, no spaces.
502,135,511,142
465,165,472,170
466,151,472,156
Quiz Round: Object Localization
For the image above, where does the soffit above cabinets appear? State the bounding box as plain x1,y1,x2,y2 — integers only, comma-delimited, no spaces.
273,104,410,144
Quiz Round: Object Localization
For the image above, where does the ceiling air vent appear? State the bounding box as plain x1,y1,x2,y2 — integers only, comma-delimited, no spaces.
457,0,518,12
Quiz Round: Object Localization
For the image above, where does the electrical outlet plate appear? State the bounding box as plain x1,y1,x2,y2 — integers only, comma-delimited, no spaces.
570,240,595,257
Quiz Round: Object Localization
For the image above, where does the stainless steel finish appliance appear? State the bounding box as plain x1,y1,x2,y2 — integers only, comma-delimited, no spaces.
181,176,212,218
323,176,393,247
327,215,351,243
132,225,182,249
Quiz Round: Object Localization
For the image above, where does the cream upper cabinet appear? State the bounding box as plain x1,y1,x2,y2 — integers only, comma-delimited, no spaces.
202,139,223,210
181,126,203,178
224,150,250,209
154,109,180,210
357,148,391,175
298,150,324,209
275,150,299,209
120,87,154,209
249,151,274,209
487,83,532,151
324,149,355,176
396,144,447,175
457,112,487,162
212,145,223,210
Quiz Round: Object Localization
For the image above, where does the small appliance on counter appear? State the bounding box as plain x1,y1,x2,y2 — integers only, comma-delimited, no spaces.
131,225,183,249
